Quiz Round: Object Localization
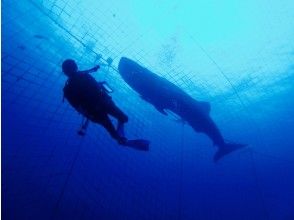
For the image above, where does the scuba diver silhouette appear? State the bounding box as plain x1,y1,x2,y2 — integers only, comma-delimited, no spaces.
62,59,149,150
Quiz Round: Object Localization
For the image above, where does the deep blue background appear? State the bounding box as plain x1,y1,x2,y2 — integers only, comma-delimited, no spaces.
2,0,294,219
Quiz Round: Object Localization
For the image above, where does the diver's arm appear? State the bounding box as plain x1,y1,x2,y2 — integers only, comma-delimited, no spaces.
79,65,100,74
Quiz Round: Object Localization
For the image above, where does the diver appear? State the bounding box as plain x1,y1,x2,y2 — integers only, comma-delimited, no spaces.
62,59,149,150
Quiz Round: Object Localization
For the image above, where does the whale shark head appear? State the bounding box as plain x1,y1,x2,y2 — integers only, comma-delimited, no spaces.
118,57,151,91
118,57,138,81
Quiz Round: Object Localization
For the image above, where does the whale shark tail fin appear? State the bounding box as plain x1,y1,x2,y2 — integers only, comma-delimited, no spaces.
213,143,247,162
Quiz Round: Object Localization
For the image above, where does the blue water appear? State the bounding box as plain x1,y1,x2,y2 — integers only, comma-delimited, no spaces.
2,0,294,219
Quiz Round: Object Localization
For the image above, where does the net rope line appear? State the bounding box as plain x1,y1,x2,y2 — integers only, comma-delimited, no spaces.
52,137,85,218
248,150,270,220
27,0,175,67
177,123,185,220
251,150,294,164
27,0,107,61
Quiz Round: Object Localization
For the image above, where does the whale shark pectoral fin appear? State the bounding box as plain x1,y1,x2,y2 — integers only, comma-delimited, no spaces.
154,105,168,116
140,95,149,102
140,95,168,115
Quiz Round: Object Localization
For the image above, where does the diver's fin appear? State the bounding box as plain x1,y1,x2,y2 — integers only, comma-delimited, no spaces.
123,139,150,151
214,143,247,162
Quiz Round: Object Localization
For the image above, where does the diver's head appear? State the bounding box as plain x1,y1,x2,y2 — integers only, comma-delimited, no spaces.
62,59,78,77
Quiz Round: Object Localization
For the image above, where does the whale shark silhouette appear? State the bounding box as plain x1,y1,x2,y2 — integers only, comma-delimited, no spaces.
118,57,246,161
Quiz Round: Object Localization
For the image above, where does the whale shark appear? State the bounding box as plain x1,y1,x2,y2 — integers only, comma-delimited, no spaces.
118,57,246,161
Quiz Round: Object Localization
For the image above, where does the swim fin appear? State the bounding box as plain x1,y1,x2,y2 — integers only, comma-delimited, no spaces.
214,143,247,162
122,139,150,151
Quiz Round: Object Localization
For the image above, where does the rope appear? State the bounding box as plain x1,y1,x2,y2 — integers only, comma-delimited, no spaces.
252,150,294,164
52,138,84,219
177,123,185,220
248,149,270,220
27,0,110,65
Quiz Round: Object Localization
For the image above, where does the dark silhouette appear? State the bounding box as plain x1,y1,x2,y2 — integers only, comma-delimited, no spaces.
118,57,246,161
62,59,149,150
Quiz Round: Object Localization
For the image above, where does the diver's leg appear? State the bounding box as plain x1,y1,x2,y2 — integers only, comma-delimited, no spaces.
117,121,125,137
92,114,127,144
106,100,128,137
78,117,89,136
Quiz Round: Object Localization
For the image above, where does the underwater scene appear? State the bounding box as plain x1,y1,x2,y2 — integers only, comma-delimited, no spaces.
2,0,294,219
